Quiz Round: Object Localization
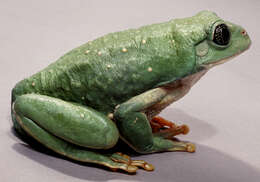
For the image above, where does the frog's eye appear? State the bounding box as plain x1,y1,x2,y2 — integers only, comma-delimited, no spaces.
213,24,230,46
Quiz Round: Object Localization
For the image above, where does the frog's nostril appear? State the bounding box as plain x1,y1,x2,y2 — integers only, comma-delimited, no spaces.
241,30,247,36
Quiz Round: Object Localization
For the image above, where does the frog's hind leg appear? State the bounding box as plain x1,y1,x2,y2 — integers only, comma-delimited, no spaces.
12,93,145,173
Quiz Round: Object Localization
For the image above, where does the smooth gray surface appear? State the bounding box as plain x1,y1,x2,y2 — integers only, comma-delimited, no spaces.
1,0,260,181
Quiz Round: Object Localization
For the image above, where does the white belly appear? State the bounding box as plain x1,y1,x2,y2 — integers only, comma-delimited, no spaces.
145,68,208,119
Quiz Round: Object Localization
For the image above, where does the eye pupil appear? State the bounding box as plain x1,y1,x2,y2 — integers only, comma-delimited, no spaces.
213,24,230,46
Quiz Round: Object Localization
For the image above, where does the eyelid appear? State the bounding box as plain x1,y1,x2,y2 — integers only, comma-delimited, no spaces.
208,19,224,37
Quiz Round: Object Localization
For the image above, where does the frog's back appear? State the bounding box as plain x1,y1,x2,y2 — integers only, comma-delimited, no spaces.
12,20,194,113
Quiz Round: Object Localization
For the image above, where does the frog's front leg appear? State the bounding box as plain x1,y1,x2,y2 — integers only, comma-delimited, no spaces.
150,116,190,138
12,94,152,173
114,88,195,154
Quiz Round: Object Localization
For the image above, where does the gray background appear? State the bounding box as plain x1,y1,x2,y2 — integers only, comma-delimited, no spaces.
1,0,259,181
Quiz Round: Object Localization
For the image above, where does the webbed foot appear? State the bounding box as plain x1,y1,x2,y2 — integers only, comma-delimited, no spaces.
110,152,154,172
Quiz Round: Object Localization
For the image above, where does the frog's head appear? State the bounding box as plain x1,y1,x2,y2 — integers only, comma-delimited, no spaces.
193,11,251,69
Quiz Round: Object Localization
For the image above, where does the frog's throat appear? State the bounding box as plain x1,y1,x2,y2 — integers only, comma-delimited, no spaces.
203,43,251,69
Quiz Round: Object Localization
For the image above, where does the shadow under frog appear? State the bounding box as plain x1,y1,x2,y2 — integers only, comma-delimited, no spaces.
12,137,260,182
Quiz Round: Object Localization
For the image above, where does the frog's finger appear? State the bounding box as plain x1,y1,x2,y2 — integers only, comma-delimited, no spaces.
167,141,196,153
110,152,154,171
131,160,154,171
153,124,190,138
151,116,176,129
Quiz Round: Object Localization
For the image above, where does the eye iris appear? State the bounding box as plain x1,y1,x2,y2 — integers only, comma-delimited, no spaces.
213,24,230,46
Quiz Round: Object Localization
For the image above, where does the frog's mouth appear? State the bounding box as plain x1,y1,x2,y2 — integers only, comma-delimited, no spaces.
203,43,251,69
204,52,241,69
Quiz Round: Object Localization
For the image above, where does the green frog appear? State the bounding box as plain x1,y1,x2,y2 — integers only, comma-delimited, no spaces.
11,10,251,173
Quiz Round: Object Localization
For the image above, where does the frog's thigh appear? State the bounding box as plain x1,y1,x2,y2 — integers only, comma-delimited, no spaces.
13,109,139,173
13,93,119,149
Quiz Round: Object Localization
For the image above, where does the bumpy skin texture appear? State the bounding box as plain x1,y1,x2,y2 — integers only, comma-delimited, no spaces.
11,11,251,173
11,12,207,113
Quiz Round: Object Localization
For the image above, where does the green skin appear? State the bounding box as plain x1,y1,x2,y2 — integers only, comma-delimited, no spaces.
11,11,251,173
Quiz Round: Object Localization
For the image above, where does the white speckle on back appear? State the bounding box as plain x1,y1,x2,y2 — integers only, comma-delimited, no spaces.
122,48,127,52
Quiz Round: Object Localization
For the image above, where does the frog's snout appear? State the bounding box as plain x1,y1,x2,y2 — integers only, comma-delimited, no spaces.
240,29,251,50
